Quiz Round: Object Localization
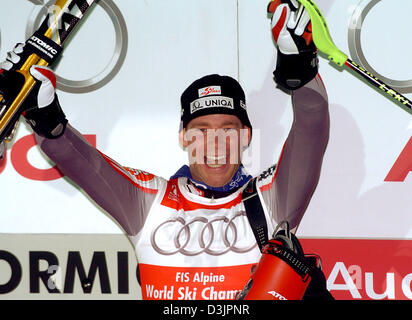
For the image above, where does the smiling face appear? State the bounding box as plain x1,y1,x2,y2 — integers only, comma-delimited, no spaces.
180,114,251,187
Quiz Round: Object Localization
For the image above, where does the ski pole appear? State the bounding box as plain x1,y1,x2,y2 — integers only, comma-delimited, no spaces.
0,0,97,143
297,0,412,114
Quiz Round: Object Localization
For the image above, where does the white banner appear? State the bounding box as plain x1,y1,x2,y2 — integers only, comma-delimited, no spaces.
0,234,140,299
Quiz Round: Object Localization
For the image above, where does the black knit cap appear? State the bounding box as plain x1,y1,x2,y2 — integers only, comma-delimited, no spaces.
180,74,252,130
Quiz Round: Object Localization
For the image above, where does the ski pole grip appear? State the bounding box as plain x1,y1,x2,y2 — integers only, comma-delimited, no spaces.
297,0,348,66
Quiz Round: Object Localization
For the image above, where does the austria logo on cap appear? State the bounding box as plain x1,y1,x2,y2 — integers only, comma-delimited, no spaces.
198,86,221,97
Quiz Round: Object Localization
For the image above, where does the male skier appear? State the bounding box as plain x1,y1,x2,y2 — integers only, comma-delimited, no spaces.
1,0,330,299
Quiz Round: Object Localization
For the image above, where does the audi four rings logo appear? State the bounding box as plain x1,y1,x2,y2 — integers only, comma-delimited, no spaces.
348,0,412,93
150,211,257,256
2,1,407,93
22,0,128,93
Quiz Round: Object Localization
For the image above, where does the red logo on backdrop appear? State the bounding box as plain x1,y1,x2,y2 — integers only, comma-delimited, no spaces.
3,134,411,182
385,136,412,182
0,133,96,180
301,239,412,300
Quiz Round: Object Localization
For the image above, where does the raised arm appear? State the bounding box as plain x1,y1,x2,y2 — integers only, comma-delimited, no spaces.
35,122,161,237
259,0,329,229
0,45,160,236
275,76,329,229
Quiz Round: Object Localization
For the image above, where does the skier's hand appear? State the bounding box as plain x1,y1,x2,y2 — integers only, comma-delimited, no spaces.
23,65,67,139
268,0,318,90
268,0,314,54
0,43,67,139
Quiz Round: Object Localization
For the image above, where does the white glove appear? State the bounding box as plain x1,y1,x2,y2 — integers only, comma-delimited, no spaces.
268,0,318,90
24,65,67,139
269,0,312,55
